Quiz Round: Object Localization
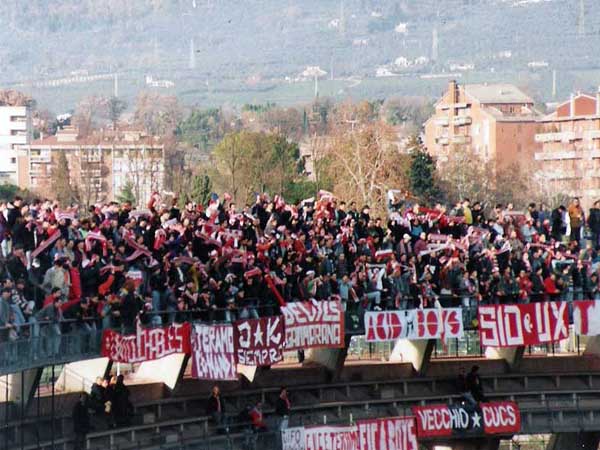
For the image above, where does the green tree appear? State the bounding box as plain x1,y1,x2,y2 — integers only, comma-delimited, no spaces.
117,180,136,205
50,151,79,205
190,173,213,205
271,135,300,196
107,96,127,130
409,147,439,203
0,184,19,202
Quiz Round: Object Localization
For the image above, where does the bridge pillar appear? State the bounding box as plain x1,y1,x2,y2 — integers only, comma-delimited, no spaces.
484,346,524,370
0,368,43,412
55,357,111,393
131,354,189,391
583,335,600,355
389,339,435,374
304,334,352,381
547,432,600,450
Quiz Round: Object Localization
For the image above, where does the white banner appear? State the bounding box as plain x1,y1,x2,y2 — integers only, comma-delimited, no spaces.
365,308,464,342
282,300,345,350
191,324,237,380
282,427,306,450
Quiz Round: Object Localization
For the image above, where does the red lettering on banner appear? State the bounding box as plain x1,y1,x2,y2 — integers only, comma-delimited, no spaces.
304,426,358,450
357,417,417,450
573,301,600,336
191,324,237,380
478,303,568,348
234,316,285,366
481,402,521,434
365,309,463,342
101,322,191,363
282,300,345,350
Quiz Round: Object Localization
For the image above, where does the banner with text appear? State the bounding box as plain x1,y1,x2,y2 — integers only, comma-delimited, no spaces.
304,425,358,450
233,316,285,366
282,427,306,450
282,300,345,350
478,302,568,347
101,322,191,363
573,301,600,336
412,402,520,438
191,323,237,380
365,308,463,342
357,417,418,450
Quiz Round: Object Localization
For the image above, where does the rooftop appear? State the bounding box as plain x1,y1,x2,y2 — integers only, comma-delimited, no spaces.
464,83,533,105
29,126,163,147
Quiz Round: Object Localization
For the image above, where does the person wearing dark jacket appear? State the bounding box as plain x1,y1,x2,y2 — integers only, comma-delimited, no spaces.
119,281,139,333
206,385,227,433
113,375,132,426
275,387,291,430
589,201,600,249
72,393,91,450
466,365,486,402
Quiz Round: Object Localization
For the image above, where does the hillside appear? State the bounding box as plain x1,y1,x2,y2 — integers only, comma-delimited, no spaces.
1,0,599,110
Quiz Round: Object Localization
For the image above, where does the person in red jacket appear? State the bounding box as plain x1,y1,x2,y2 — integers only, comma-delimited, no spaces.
248,402,267,432
544,273,560,301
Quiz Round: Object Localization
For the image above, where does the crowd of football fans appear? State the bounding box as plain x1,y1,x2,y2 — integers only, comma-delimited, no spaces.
1,190,599,342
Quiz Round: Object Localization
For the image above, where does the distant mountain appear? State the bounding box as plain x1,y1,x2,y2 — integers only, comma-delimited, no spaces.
1,0,598,108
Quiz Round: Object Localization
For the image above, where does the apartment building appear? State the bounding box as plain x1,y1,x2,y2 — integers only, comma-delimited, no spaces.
534,91,600,208
424,80,541,169
20,126,165,206
0,104,32,184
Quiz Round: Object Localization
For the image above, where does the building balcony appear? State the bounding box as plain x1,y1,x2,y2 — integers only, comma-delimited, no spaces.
534,151,580,161
440,103,469,110
451,135,471,145
434,117,449,126
453,116,472,126
535,132,581,143
584,130,600,140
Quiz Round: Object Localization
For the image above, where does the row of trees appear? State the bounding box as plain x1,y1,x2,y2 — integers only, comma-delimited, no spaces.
38,91,548,213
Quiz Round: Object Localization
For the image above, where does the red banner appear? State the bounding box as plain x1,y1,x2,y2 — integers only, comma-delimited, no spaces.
191,324,237,380
481,402,521,435
304,425,358,450
365,308,463,342
233,316,285,366
101,322,191,363
478,302,568,347
412,402,520,438
357,417,417,450
573,301,600,336
282,300,344,350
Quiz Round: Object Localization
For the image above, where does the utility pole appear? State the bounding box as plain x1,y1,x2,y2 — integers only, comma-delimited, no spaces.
113,73,119,98
552,69,557,99
189,38,196,69
578,0,585,36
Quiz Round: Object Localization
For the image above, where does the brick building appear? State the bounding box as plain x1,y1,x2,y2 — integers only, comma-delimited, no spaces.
424,80,541,169
534,91,600,208
19,126,165,206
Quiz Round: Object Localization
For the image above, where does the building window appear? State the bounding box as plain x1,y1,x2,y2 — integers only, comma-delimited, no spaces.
517,144,522,153
10,158,16,164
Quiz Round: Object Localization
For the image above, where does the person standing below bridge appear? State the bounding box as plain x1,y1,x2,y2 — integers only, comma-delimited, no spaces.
466,365,486,403
275,386,291,430
206,385,227,434
72,392,91,450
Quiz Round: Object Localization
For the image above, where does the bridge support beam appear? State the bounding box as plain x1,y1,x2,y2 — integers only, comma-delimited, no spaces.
484,346,524,370
547,432,600,450
304,334,352,381
55,357,110,393
389,339,435,374
583,335,600,355
131,354,189,391
0,368,43,413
